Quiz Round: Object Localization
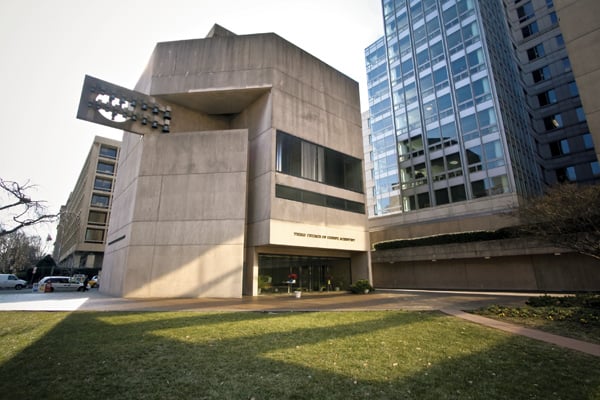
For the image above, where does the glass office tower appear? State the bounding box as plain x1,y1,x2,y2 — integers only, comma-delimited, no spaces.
366,0,542,217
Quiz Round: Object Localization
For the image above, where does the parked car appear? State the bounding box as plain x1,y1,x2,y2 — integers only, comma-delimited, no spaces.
88,275,99,288
0,274,28,290
38,276,86,292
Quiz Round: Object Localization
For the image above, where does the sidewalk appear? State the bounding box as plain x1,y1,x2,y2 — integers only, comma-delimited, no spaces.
1,288,598,357
442,308,600,357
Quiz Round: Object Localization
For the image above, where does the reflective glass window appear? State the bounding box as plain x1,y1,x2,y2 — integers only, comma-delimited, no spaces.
401,57,414,78
447,30,463,53
99,146,118,159
441,122,457,139
442,5,458,28
456,85,473,104
477,108,497,128
461,113,478,133
568,81,579,97
97,162,115,175
420,74,434,96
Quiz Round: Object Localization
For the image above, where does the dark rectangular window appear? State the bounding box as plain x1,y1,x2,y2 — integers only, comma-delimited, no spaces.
99,145,118,159
94,177,113,192
543,114,563,130
88,210,108,225
576,107,586,122
549,139,570,157
91,194,110,208
517,2,534,22
537,89,557,106
527,44,545,60
276,131,363,193
568,81,579,97
275,184,365,214
85,228,105,243
97,161,115,175
521,21,538,38
532,65,550,82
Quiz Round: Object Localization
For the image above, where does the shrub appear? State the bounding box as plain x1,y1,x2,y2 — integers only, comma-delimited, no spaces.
526,293,600,308
350,279,374,294
373,228,517,251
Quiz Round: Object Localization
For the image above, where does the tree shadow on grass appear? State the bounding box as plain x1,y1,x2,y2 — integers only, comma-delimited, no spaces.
0,310,599,399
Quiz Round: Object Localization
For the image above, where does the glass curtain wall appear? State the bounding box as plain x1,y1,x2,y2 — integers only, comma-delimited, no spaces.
368,0,525,216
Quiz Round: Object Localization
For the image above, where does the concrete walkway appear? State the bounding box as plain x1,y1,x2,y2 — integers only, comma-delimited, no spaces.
1,288,598,357
442,308,600,357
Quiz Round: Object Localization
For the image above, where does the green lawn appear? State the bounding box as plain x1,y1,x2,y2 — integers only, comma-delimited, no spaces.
1,311,599,399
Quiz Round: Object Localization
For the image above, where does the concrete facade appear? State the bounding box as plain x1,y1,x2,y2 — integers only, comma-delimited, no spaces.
100,25,370,298
555,0,600,163
504,0,599,185
54,136,121,270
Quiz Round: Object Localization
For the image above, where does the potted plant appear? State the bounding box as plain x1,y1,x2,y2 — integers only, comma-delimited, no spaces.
258,275,272,294
350,279,374,294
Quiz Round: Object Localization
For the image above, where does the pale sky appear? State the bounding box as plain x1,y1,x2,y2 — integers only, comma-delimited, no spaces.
0,0,383,248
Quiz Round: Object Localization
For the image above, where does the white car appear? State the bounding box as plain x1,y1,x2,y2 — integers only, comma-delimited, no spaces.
0,274,28,290
38,276,85,292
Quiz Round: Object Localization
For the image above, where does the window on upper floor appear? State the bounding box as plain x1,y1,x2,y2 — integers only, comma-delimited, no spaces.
99,145,118,159
522,21,539,38
276,130,363,193
562,57,572,72
91,193,110,208
527,44,545,60
568,81,579,97
576,107,586,122
555,34,564,46
583,133,595,149
544,114,563,130
556,166,576,182
549,139,570,156
538,89,557,106
97,161,115,175
517,1,535,22
549,11,558,25
532,65,551,82
88,210,108,226
85,228,105,243
93,177,113,192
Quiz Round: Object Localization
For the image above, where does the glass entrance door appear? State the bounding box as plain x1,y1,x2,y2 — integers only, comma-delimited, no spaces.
258,254,351,293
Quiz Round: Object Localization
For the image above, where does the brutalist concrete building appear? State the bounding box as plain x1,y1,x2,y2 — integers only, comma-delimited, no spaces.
94,25,370,298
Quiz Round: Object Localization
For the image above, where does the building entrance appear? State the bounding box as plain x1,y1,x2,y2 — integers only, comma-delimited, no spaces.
258,254,351,293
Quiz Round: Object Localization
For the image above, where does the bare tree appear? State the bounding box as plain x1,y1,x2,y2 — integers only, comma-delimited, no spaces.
0,178,58,237
517,183,600,260
0,231,43,273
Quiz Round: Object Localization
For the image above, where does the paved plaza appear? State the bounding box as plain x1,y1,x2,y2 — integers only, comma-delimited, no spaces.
0,288,532,312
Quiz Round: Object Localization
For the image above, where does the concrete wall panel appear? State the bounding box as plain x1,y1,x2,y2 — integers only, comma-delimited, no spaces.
147,244,243,298
373,253,600,291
